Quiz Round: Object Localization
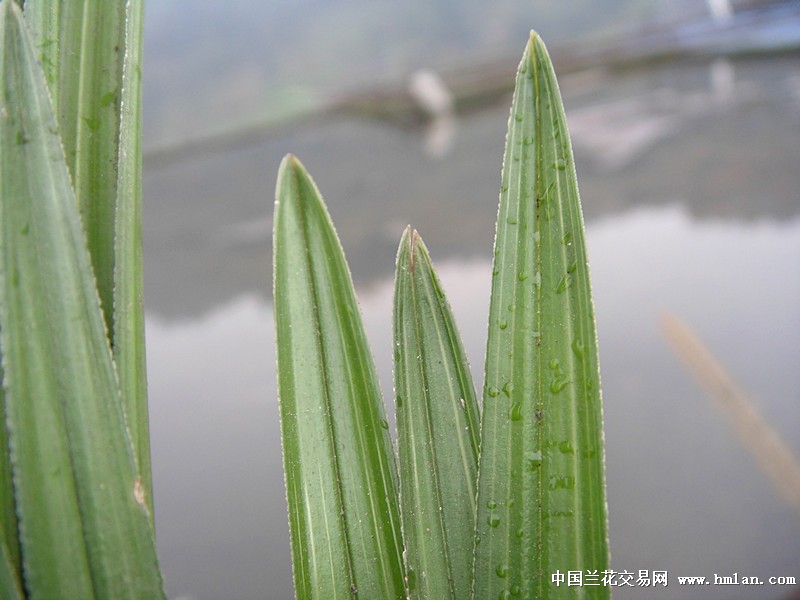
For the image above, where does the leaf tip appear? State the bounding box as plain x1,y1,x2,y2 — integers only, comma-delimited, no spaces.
410,229,420,272
277,153,302,180
275,153,308,210
396,224,412,269
527,29,556,75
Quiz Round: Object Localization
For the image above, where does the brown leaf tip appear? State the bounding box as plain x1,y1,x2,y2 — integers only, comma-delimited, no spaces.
409,228,421,272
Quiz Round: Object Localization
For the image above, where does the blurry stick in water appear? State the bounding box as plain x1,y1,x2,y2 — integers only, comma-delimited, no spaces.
661,313,800,516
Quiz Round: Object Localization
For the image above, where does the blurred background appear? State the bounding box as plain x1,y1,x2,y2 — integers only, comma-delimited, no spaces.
140,0,800,598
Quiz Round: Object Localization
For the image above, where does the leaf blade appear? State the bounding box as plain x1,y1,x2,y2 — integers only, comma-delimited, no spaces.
113,0,151,513
26,0,153,514
25,0,127,341
473,32,609,599
273,155,405,599
393,228,480,599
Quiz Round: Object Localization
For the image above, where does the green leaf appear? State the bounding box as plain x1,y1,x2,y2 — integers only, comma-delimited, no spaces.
273,155,405,599
113,0,151,514
393,228,480,599
26,0,153,512
0,2,164,597
473,32,609,599
24,0,127,340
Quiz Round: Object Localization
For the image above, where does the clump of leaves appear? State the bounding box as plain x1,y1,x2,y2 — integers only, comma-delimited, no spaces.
274,32,609,599
0,0,163,597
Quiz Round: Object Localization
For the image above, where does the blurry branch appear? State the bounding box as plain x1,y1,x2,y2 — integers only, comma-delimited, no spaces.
143,3,800,170
661,313,800,516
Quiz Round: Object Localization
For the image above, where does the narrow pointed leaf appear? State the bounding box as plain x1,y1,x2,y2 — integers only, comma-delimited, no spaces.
0,3,164,597
393,228,480,599
113,0,151,512
25,0,127,339
474,32,609,599
26,0,153,511
274,155,405,599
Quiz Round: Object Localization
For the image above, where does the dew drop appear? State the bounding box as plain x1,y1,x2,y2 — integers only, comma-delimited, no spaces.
549,358,560,369
558,440,574,454
515,113,523,122
562,231,572,245
487,500,497,510
556,273,570,294
515,527,525,538
517,271,528,282
501,184,509,192
572,338,585,358
508,303,516,313
499,590,512,600
554,158,566,170
379,419,389,430
524,450,542,472
550,379,569,394
509,402,523,421
488,514,500,528
567,261,577,274
499,320,508,330
502,382,514,397
510,584,521,596
487,387,500,398
496,563,509,578
532,271,541,286
548,475,576,490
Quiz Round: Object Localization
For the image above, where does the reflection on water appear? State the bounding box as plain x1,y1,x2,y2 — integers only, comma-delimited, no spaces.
147,207,800,600
144,55,800,600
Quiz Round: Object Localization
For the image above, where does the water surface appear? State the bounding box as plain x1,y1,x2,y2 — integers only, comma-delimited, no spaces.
144,54,800,599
